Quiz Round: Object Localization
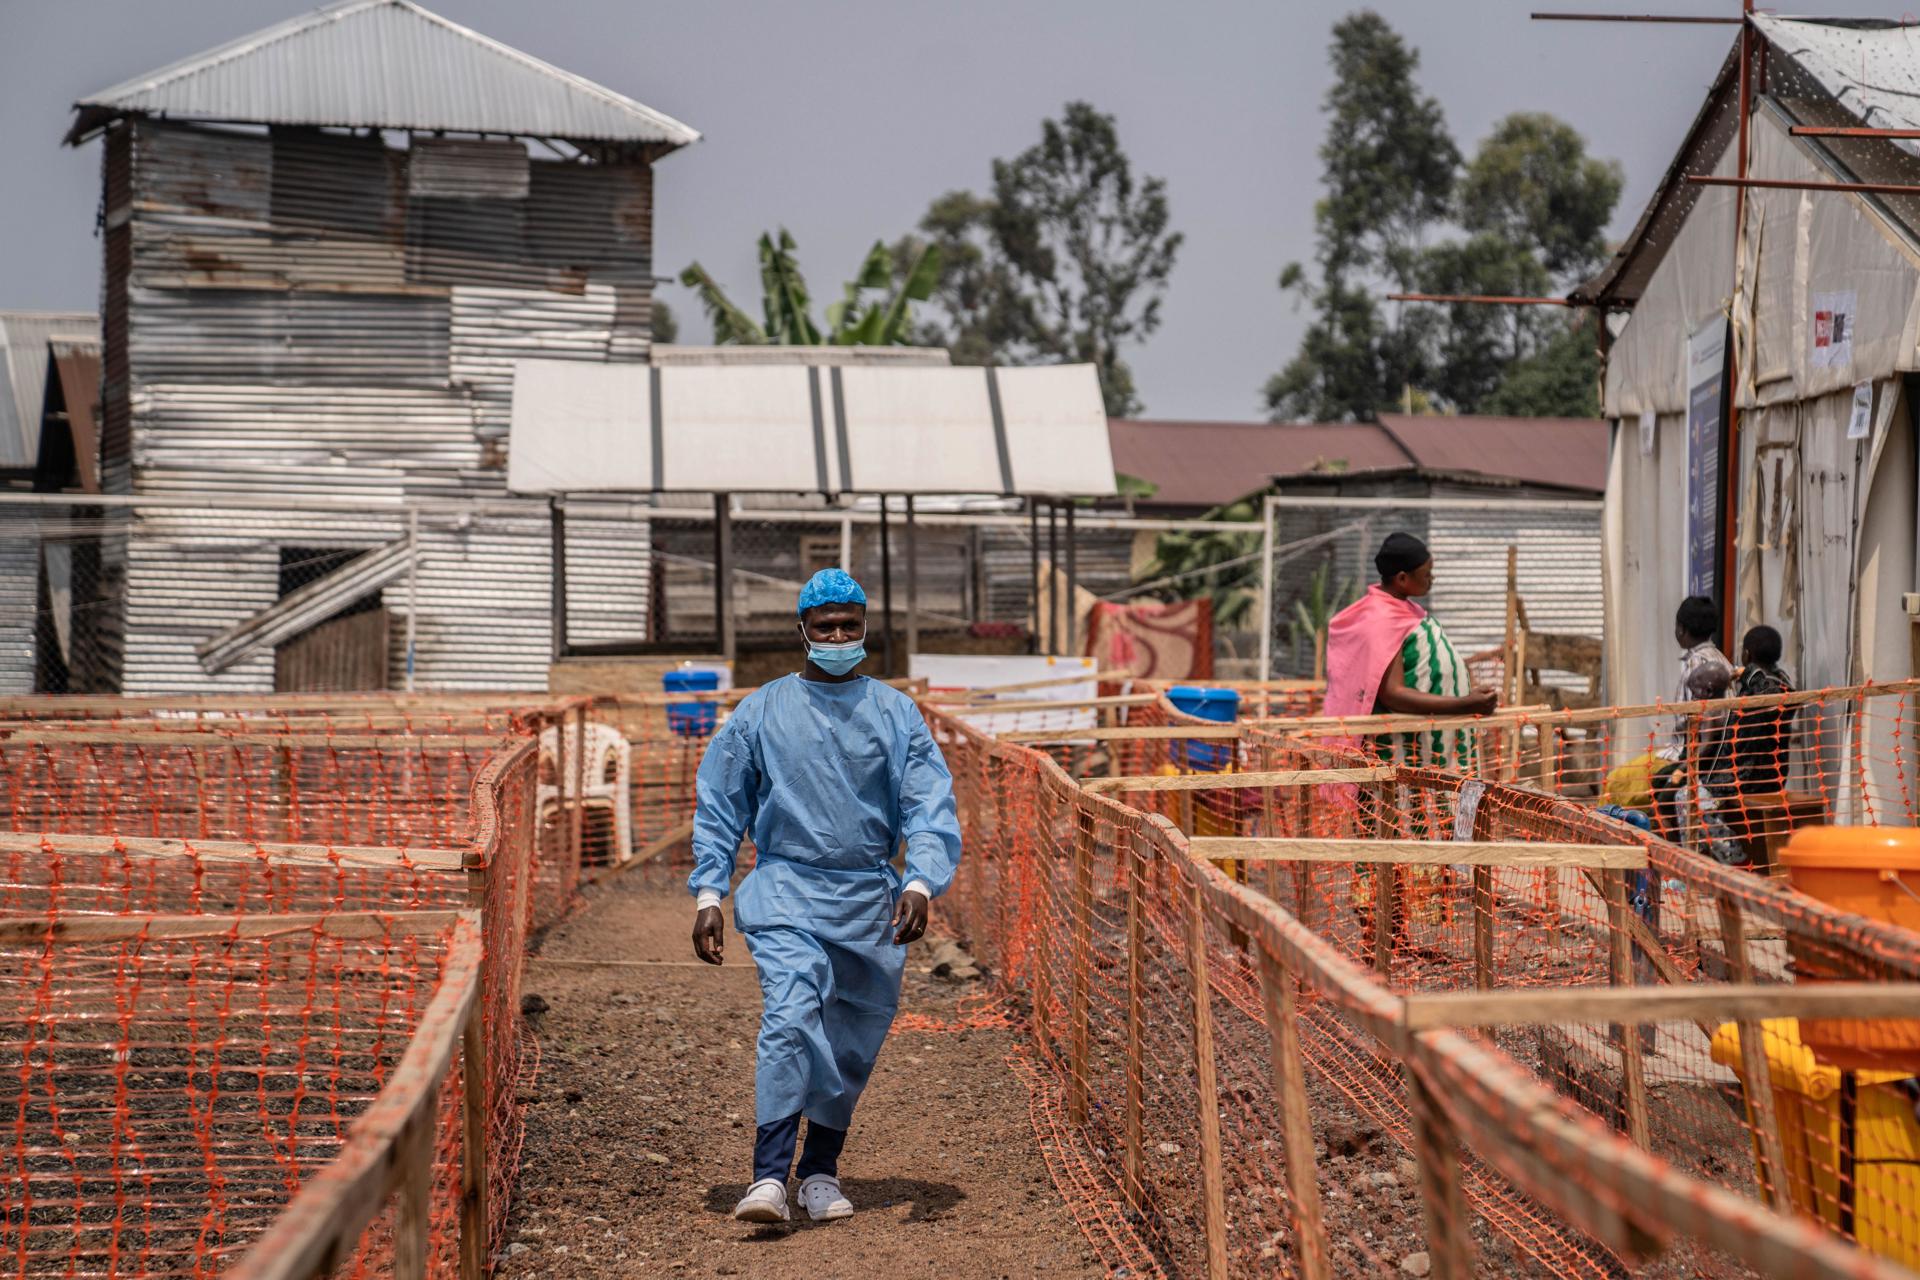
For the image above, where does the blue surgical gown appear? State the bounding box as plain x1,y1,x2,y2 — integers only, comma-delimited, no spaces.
689,674,963,1128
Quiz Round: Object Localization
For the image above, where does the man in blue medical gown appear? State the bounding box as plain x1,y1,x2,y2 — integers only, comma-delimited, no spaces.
690,568,963,1225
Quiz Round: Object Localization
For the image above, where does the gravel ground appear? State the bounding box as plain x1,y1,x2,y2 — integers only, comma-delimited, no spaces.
496,865,1107,1280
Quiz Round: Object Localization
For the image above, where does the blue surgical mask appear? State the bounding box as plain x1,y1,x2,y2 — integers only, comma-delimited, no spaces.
804,625,867,676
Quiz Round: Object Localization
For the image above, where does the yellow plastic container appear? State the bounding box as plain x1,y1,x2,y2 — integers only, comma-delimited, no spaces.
1781,826,1920,1069
1711,1018,1920,1265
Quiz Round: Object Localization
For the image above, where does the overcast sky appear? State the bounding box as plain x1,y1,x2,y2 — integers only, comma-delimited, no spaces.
6,1,1917,421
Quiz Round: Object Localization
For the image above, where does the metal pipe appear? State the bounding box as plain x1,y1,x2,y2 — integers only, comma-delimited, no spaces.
1027,497,1041,655
904,494,919,661
1046,500,1061,655
1790,125,1920,140
713,492,735,665
878,494,895,677
1064,501,1078,656
1687,174,1920,197
1387,292,1570,307
548,496,567,664
1530,11,1740,21
405,506,419,693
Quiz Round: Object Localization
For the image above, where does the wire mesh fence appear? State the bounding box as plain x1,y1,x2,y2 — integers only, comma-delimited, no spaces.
1260,496,1604,685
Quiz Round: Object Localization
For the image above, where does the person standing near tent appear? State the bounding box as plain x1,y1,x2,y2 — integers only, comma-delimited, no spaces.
1321,533,1498,948
690,568,963,1225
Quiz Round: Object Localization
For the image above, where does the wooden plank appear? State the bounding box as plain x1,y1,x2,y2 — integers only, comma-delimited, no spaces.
1409,1066,1475,1280
0,831,466,872
393,1083,437,1280
1719,894,1791,1212
999,724,1242,744
0,908,465,945
1257,949,1331,1280
459,998,488,1280
944,693,1160,715
1471,793,1494,991
1068,808,1095,1126
1123,827,1146,1213
582,819,697,886
1189,837,1645,869
0,729,512,750
1083,767,1394,794
226,913,482,1280
1402,982,1920,1029
1184,880,1230,1280
1605,870,1652,1149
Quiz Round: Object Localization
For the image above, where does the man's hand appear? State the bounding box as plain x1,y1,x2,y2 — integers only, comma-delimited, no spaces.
693,906,726,965
892,890,929,945
1463,686,1499,716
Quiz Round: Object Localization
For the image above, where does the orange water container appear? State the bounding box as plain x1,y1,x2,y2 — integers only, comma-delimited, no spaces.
1782,826,1920,1070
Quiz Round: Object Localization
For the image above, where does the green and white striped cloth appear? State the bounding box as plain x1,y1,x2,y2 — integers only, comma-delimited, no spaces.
1388,616,1475,769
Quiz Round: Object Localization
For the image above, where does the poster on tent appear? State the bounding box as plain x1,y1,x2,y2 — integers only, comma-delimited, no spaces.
1684,318,1725,599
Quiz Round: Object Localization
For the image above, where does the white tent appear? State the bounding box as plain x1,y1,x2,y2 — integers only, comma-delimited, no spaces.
1588,17,1920,817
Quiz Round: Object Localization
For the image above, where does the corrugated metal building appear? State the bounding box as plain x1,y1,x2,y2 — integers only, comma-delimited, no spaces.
62,0,698,693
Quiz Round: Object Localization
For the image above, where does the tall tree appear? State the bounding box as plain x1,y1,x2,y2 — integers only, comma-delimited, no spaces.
1416,112,1622,414
1266,11,1458,423
900,103,1182,417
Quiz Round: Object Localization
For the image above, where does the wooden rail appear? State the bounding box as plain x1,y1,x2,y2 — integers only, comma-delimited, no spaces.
0,831,467,872
1188,837,1645,869
1084,767,1393,794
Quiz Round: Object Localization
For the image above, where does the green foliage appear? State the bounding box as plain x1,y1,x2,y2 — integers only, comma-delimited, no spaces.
1285,559,1361,673
680,230,941,346
902,102,1182,418
1266,13,1622,421
1114,471,1160,500
650,298,679,345
1482,319,1602,418
1138,499,1260,631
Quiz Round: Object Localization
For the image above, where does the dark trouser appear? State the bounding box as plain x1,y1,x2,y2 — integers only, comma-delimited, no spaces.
752,1112,847,1185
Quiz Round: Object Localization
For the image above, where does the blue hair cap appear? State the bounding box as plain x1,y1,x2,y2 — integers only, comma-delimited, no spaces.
797,567,867,616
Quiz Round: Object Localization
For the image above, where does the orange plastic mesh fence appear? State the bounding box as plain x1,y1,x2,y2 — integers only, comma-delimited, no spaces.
0,694,596,1279
0,911,475,1280
931,695,1920,1279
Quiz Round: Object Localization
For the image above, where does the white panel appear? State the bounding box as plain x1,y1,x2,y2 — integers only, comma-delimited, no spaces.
838,366,1003,493
997,364,1117,496
659,365,820,492
507,358,652,494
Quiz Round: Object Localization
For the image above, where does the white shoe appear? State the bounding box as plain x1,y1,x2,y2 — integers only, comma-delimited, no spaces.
732,1177,789,1223
798,1174,854,1222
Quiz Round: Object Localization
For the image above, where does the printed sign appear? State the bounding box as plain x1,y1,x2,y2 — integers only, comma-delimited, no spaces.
1849,381,1874,441
1685,319,1726,599
1812,290,1857,369
1453,778,1485,842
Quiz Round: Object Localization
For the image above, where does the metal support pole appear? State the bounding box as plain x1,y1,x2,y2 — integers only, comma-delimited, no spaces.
1027,497,1041,654
1063,501,1078,656
879,494,895,677
1257,494,1276,681
905,494,919,661
1046,500,1061,655
405,506,419,692
713,492,735,666
548,496,568,663
839,516,852,572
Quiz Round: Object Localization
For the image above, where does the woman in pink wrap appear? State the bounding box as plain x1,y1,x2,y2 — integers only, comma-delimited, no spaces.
1323,533,1497,953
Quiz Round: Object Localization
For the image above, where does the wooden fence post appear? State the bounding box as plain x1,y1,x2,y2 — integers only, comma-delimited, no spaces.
1257,950,1331,1280
1184,879,1230,1280
1470,791,1495,991
1718,893,1790,1210
1409,1065,1475,1280
1032,809,1054,1059
395,1085,439,1280
1123,825,1146,1212
1604,870,1652,1148
1069,805,1095,1126
460,999,490,1280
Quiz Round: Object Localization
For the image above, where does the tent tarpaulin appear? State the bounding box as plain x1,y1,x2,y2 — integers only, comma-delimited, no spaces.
507,359,1117,497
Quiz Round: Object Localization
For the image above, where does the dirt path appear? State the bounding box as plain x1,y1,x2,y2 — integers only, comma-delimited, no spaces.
496,865,1107,1280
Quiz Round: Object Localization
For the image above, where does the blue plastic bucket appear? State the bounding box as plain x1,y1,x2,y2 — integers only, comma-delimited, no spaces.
1167,685,1239,772
664,668,720,737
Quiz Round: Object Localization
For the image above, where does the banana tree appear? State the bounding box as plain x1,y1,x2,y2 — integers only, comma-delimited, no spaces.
1136,498,1263,631
680,230,941,346
1285,559,1361,679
